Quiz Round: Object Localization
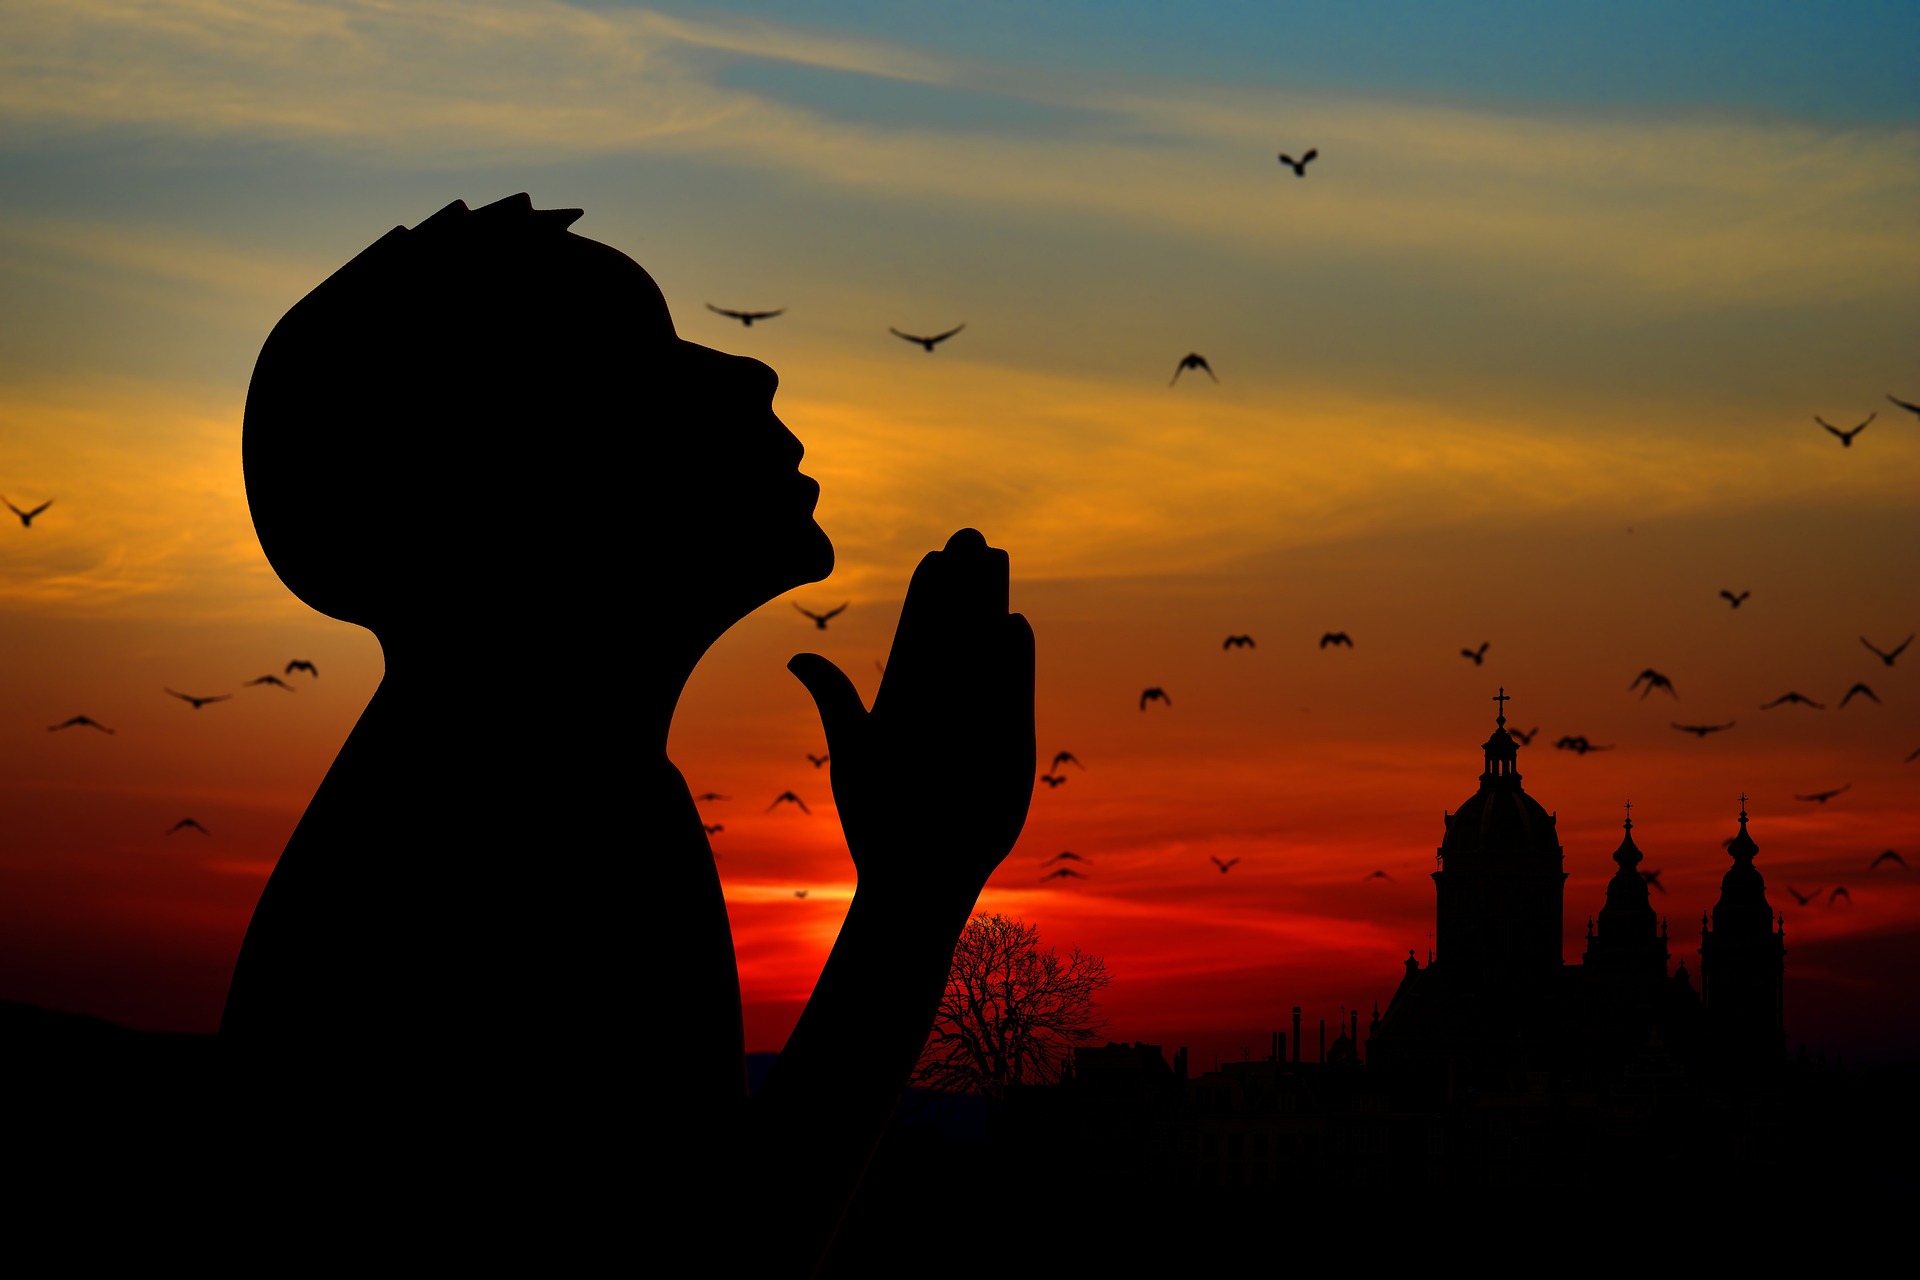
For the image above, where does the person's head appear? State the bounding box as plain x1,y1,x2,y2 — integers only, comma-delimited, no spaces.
244,193,831,643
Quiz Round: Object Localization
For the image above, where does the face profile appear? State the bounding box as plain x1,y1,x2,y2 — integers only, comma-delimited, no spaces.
243,192,830,642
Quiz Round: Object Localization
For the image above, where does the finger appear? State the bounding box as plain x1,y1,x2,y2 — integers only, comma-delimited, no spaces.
787,653,868,751
942,528,1010,617
1000,612,1038,775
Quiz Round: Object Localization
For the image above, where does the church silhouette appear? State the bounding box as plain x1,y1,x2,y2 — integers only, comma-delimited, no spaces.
1368,687,1787,1090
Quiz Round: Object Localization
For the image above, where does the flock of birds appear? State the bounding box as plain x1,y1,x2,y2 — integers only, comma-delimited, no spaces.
43,660,321,837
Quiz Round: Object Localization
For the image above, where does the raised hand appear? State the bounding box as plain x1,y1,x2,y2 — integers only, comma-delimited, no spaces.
788,528,1035,903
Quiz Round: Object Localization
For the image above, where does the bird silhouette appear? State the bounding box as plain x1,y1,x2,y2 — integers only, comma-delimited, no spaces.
806,752,830,768
1785,886,1819,906
1170,353,1217,386
1828,885,1851,906
794,601,848,629
167,818,210,836
793,889,809,898
1671,721,1735,737
1794,784,1851,804
1140,687,1171,710
1554,736,1613,755
1211,856,1239,874
1760,692,1824,709
1908,746,1920,763
1816,413,1872,446
1364,870,1393,882
1509,726,1539,745
1222,635,1256,650
1460,643,1489,666
1860,634,1912,666
1319,632,1353,648
164,688,231,710
284,659,319,677
1050,751,1085,772
702,823,724,835
1039,774,1067,788
1042,867,1087,881
1719,590,1749,609
1869,850,1907,871
1630,669,1678,699
1839,683,1879,708
48,715,113,734
1888,393,1920,420
1640,869,1666,894
890,324,965,352
694,792,730,802
245,674,296,690
1044,851,1088,865
4,497,53,527
706,304,785,327
767,791,811,814
1277,148,1318,176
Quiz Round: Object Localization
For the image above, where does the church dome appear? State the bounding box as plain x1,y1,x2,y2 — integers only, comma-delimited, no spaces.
1439,694,1561,871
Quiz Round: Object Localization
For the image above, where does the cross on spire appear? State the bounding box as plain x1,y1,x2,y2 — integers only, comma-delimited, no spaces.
1492,686,1510,727
1738,791,1748,822
1623,799,1633,829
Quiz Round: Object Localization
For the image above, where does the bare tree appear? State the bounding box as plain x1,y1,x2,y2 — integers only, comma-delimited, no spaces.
914,913,1111,1098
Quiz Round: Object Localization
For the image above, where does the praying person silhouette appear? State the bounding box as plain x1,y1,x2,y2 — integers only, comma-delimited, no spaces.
224,195,1036,1265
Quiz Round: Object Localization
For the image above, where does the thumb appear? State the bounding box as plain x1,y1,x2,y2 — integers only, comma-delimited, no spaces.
787,653,868,751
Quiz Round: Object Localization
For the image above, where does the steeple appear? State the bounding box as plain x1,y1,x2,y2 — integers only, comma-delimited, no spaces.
1583,801,1668,990
1479,686,1520,786
1699,796,1785,1073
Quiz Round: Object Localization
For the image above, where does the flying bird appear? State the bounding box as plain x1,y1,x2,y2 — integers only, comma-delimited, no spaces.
285,659,319,677
1671,721,1735,737
245,674,295,690
794,601,848,629
890,323,965,352
1222,635,1256,650
1630,669,1678,700
706,304,785,327
1887,393,1920,419
1509,726,1539,745
1719,590,1749,609
1554,736,1613,755
702,823,724,835
1211,856,1240,874
1869,850,1907,871
1039,774,1068,788
793,889,809,898
1829,886,1851,906
1794,784,1851,804
1277,148,1318,176
1860,634,1912,667
694,792,730,802
1044,851,1089,865
4,497,53,527
1908,746,1920,763
766,791,811,814
1785,886,1819,907
1640,869,1666,894
1461,643,1489,666
1760,692,1824,710
1364,870,1393,882
1140,687,1171,710
164,689,231,710
166,818,209,836
1816,413,1872,446
1050,751,1085,772
1839,683,1879,708
48,715,113,734
806,753,829,768
1169,353,1217,386
1319,632,1353,649
1042,868,1088,881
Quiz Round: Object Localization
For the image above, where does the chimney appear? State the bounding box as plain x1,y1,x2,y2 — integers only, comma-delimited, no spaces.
1291,1006,1302,1063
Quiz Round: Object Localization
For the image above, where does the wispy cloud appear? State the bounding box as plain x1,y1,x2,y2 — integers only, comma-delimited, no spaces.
5,2,1914,308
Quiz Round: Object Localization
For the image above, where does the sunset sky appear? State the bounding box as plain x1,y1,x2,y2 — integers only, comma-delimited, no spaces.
2,1,1916,1070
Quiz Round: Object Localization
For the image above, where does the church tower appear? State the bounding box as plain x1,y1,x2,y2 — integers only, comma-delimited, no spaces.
1432,690,1566,992
1698,798,1785,1072
1581,805,1670,996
